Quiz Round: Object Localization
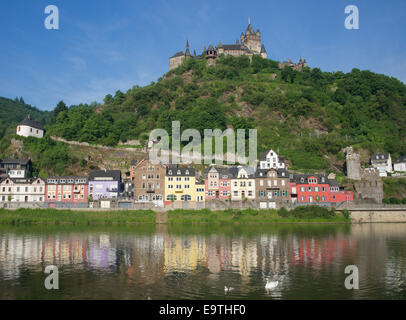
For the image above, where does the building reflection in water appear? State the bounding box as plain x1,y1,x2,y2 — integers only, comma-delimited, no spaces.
2,224,406,298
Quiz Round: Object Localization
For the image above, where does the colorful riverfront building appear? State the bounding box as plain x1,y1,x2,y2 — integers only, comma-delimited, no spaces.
45,176,89,208
88,170,121,200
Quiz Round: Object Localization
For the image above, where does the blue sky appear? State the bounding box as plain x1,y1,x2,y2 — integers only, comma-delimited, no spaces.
0,0,405,110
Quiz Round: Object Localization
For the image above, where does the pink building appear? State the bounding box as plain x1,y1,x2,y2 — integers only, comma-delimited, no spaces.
45,176,89,208
204,167,231,200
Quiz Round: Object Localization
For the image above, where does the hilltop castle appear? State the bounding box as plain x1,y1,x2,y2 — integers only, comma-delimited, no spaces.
169,23,268,71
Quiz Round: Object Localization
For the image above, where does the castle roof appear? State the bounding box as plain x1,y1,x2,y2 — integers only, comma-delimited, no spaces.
246,23,255,34
217,43,251,52
170,51,185,58
261,44,267,53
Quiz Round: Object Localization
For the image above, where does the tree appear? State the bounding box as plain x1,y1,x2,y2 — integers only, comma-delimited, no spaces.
54,100,68,118
103,94,113,105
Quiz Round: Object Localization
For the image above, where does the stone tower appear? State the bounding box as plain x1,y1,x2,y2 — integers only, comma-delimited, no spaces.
241,24,261,55
344,146,361,180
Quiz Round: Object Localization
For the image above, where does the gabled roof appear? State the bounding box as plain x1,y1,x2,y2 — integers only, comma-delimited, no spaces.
395,155,406,163
290,174,328,184
229,166,256,179
46,176,88,184
0,159,31,166
0,177,45,185
166,166,195,177
255,168,289,178
371,153,390,161
89,170,121,181
19,118,44,130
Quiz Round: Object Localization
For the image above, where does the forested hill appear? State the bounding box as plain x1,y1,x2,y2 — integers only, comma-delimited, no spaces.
0,97,53,137
2,54,406,172
46,55,406,170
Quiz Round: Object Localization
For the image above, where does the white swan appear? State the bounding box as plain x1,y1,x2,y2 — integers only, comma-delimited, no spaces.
224,286,234,293
265,277,279,290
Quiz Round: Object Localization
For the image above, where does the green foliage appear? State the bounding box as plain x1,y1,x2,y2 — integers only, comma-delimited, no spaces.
3,55,406,173
22,135,77,176
0,96,53,138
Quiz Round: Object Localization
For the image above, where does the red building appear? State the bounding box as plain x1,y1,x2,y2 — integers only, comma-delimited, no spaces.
45,176,89,208
290,174,352,204
204,167,231,200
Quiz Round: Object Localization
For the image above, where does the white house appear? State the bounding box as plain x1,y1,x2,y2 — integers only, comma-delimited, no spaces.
371,153,392,177
16,115,44,138
394,156,406,172
0,177,45,202
259,149,286,170
229,166,256,201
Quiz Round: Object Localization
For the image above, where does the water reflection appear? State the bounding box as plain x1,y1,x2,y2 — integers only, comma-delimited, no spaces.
0,224,405,299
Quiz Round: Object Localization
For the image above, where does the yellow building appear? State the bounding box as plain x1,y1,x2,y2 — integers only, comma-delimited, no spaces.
195,181,205,202
165,166,197,204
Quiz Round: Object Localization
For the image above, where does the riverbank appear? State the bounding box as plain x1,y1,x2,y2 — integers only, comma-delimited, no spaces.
0,206,350,225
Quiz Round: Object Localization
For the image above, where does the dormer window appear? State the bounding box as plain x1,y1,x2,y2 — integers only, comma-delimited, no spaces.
185,170,189,175
168,170,172,175
177,170,181,175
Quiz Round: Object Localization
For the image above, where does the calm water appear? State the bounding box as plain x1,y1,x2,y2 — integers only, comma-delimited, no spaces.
0,223,405,300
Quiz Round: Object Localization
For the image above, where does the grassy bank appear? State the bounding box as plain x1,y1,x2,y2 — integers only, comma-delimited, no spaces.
0,206,350,225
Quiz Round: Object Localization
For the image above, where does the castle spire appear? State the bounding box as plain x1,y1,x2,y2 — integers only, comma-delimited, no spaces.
185,40,191,57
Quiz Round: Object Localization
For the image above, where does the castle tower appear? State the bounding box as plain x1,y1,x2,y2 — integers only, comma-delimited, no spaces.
241,23,261,54
344,147,361,180
205,44,217,66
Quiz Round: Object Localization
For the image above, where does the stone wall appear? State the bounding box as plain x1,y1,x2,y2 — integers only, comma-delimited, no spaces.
350,210,406,223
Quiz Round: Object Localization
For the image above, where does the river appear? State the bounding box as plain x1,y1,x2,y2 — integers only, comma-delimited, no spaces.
0,224,405,299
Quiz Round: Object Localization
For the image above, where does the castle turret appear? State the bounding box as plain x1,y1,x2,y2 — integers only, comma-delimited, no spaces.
260,44,267,59
205,44,217,66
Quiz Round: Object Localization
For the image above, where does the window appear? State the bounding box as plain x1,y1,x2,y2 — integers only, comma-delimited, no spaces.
300,187,305,192
176,177,181,181
176,185,181,189
300,196,305,201
308,187,312,192
181,195,191,201
185,177,190,181
166,195,177,201
168,177,173,181
168,185,173,189
184,184,190,189
260,180,263,186
233,191,238,196
315,187,319,192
